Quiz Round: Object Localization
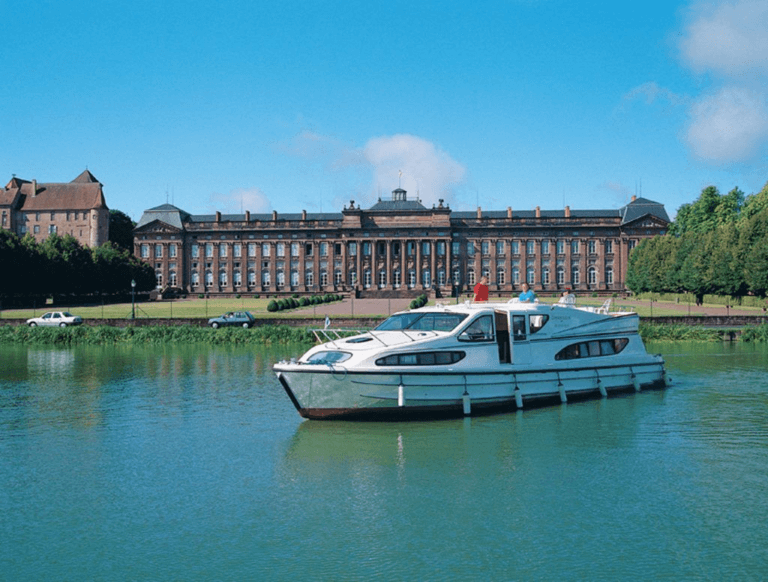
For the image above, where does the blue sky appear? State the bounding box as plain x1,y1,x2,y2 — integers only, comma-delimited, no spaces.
3,0,768,222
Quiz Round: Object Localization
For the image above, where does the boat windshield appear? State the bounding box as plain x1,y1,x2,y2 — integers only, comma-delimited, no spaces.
375,312,468,332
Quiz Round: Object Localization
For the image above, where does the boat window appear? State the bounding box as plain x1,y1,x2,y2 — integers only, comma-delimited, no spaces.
375,312,468,332
459,315,494,342
346,336,373,344
512,315,526,341
529,314,549,334
307,351,352,364
375,351,466,366
555,338,629,360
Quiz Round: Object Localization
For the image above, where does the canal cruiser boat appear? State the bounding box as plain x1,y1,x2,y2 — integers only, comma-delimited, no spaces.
274,296,668,420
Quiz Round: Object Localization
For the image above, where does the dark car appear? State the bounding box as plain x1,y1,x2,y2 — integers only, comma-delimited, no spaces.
208,311,256,329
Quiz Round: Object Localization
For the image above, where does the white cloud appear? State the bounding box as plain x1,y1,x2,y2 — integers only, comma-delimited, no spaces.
208,187,272,214
685,86,768,162
281,131,467,208
362,134,466,207
680,0,768,78
677,0,768,163
621,82,685,108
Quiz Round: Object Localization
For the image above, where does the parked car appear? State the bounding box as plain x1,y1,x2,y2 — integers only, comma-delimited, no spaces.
26,311,84,327
208,311,256,329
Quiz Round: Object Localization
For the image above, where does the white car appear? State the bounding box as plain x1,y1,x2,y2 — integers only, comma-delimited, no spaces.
26,311,84,327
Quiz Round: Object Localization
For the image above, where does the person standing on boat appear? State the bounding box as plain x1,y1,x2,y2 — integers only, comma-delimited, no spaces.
518,282,536,303
473,276,489,302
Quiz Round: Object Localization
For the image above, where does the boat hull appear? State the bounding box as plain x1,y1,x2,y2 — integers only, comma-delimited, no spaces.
275,358,667,420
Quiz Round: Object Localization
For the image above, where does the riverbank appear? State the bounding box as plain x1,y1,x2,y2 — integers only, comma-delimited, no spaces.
1,319,767,345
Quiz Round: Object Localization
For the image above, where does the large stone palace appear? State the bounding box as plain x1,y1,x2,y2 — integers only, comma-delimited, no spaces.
1,170,110,248
133,188,669,297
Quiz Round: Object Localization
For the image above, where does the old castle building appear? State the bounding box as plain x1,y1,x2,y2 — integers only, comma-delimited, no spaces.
1,170,110,247
133,189,669,297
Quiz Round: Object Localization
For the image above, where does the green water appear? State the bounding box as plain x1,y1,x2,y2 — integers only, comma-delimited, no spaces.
1,342,767,580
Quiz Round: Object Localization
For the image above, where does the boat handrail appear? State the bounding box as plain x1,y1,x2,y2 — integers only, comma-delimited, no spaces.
309,328,369,343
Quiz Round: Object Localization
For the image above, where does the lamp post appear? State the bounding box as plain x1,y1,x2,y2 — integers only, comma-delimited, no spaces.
130,279,136,319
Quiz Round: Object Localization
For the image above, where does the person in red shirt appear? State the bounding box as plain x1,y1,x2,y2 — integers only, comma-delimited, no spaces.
473,276,489,302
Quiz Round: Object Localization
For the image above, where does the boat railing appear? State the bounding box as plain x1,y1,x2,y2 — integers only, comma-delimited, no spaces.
309,328,369,343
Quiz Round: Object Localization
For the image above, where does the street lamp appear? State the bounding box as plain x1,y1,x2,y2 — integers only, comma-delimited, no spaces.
131,279,136,319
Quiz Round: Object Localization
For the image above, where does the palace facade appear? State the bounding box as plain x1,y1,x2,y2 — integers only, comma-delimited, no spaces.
1,170,110,247
133,189,669,297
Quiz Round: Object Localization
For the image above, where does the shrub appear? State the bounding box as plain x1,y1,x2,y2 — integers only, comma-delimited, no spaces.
267,300,278,312
253,294,260,299
198,294,205,299
292,293,299,299
299,297,309,306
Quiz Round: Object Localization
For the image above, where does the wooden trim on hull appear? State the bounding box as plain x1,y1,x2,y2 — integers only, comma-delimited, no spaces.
292,379,668,421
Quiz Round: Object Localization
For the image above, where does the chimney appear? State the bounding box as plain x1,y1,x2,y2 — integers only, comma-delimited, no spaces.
302,209,307,220
507,207,512,219
476,207,482,219
564,206,571,218
272,210,278,221
245,210,250,222
31,179,37,197
631,195,637,202
215,211,221,222
535,206,541,218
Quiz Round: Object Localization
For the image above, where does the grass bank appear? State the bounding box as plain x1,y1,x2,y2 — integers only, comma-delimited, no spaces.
0,324,316,346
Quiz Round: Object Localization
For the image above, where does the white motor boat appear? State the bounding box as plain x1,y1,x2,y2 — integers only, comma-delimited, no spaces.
274,297,667,420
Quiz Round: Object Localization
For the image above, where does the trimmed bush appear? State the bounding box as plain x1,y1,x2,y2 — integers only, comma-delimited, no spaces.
267,300,279,312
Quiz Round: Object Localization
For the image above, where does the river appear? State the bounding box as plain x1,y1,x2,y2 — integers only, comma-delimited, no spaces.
1,341,767,581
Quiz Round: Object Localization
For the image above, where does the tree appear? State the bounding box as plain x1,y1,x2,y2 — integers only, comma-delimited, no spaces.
109,209,135,251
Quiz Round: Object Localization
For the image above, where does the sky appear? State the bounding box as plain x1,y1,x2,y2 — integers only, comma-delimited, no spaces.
3,0,768,222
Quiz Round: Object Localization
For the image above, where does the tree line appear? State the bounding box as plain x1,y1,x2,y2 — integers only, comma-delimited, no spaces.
0,229,155,306
626,181,768,302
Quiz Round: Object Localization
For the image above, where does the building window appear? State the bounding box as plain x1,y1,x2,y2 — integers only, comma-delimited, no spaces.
556,240,564,254
192,244,199,258
467,269,476,286
1,211,6,226
408,269,416,288
526,266,535,285
481,241,489,255
588,266,597,285
422,269,431,287
206,244,213,258
588,240,596,254
320,242,328,256
496,267,505,285
511,241,519,254
571,240,579,254
452,241,461,256
364,269,372,288
349,270,357,285
453,268,461,285
141,244,149,258
155,244,162,258
33,225,40,234
219,271,227,286
291,243,300,257
605,240,613,254
512,267,520,285
291,271,299,287
349,242,357,256
541,241,550,255
335,243,342,255
233,244,242,258
392,242,401,257
192,271,199,287
305,271,314,287
277,270,285,288
378,270,386,287
437,241,446,256
542,267,550,285
496,241,505,255
377,242,386,256
248,270,256,286
556,266,565,285
234,270,242,287
156,271,162,288
320,270,329,287
248,243,256,257
262,270,271,286
169,244,177,258
606,266,614,285
393,269,401,288
363,242,371,256
571,264,580,285
206,271,214,287
334,270,343,285
467,242,475,256
305,243,313,257
169,271,177,287
526,240,535,255
262,243,271,257
219,244,227,258
438,269,446,286
628,240,637,250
